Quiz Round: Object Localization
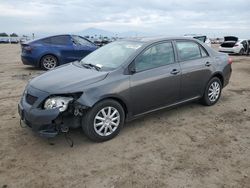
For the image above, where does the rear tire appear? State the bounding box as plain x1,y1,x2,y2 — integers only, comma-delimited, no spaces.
239,49,244,55
201,77,222,106
40,55,58,70
82,99,125,142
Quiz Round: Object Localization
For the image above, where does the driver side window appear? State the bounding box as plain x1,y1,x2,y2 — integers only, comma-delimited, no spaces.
134,42,175,72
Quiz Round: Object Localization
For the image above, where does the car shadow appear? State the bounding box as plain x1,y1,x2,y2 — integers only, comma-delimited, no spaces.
34,101,204,149
23,66,44,71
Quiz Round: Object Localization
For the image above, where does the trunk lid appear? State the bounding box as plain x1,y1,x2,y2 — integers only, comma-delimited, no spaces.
221,36,239,48
224,36,238,42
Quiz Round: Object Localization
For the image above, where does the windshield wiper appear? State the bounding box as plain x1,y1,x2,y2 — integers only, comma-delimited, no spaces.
82,63,101,71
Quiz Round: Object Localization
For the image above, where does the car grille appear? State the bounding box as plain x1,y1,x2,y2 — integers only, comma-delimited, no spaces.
25,94,38,105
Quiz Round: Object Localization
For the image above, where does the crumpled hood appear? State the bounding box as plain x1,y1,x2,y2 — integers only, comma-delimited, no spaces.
29,62,108,93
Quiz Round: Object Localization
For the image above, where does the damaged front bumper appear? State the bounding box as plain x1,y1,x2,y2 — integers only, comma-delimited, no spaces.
18,85,84,138
18,101,61,137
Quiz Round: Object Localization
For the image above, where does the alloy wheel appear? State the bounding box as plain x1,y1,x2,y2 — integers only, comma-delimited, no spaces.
94,106,120,136
208,81,221,102
42,56,57,70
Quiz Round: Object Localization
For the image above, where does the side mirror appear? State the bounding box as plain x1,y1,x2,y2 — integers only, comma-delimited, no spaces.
130,67,136,74
128,61,136,74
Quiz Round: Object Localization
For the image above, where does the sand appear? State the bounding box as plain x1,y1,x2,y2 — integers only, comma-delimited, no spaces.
0,44,249,188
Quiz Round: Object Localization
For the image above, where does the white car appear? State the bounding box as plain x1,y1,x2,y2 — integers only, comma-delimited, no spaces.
184,34,211,47
219,36,249,55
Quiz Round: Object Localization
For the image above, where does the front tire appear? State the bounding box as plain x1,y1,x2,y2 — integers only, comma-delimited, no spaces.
82,99,125,142
202,77,222,106
40,55,58,70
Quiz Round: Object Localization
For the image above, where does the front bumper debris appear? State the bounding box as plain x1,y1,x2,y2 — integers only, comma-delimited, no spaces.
18,85,61,138
18,102,60,138
18,85,85,138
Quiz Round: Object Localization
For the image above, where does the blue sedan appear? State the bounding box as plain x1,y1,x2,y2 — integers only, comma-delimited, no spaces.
21,35,98,70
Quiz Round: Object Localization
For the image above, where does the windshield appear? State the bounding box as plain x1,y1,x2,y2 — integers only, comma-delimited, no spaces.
80,41,143,70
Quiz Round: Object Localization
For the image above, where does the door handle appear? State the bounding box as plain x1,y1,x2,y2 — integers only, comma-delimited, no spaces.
170,69,180,75
205,62,211,67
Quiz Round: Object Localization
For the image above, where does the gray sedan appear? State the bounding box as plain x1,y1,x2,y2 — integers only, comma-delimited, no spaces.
18,37,232,142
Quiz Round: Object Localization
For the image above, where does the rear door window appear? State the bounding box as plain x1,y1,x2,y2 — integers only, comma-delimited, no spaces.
135,42,175,72
176,41,202,61
50,36,69,45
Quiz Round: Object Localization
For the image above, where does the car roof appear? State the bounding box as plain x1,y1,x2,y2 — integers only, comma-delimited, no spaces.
122,36,200,44
43,34,71,39
184,34,207,37
23,34,72,44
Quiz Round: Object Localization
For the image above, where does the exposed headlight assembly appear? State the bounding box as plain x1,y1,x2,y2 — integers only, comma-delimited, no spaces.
44,96,73,112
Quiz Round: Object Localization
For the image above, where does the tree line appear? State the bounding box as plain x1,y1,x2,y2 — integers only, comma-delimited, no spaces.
0,33,18,37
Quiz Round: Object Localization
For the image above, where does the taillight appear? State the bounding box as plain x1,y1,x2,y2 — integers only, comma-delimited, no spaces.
228,57,233,65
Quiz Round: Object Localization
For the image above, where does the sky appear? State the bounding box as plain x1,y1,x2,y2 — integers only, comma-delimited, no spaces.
0,0,250,38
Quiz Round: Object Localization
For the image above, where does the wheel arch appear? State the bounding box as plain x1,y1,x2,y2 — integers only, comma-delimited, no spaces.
202,72,224,98
94,96,129,118
211,72,224,87
238,48,244,55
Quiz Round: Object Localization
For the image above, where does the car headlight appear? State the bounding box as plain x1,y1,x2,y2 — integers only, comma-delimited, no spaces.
44,96,73,112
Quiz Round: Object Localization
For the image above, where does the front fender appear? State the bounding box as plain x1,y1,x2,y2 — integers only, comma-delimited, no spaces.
76,76,131,110
77,93,129,109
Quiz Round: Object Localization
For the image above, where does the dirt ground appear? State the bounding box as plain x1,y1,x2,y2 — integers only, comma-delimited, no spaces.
0,44,249,188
